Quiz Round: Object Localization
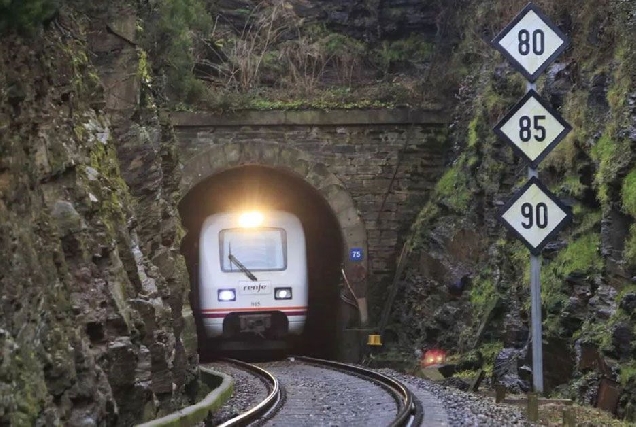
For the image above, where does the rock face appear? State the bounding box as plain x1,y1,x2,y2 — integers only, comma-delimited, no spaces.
384,0,636,420
282,0,442,42
212,0,441,41
0,5,196,426
493,348,530,394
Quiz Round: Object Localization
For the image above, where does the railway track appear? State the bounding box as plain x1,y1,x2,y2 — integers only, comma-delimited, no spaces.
208,356,420,427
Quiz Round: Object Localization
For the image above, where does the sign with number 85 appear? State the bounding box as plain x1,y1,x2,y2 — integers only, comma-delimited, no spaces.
494,90,572,168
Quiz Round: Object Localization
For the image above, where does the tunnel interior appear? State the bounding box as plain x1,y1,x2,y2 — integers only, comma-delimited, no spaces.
179,165,345,359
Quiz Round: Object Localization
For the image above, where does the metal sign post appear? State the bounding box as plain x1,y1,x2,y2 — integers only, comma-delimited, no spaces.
527,81,543,393
492,3,572,394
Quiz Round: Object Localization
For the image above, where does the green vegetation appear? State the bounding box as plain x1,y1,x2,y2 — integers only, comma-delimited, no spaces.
621,360,636,385
463,341,503,376
373,34,434,76
434,166,472,213
542,91,587,173
134,0,447,109
592,129,626,205
624,225,636,269
607,45,634,113
571,208,602,236
554,234,602,274
467,116,480,148
140,0,212,104
559,174,586,199
469,273,497,313
236,90,395,111
0,0,59,34
622,167,636,218
479,341,504,366
540,233,602,332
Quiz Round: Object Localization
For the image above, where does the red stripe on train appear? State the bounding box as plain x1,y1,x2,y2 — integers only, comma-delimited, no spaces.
201,306,307,313
202,310,307,319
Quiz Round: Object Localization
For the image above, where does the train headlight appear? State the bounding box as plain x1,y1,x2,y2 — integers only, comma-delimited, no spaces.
217,289,236,301
274,287,292,300
239,211,263,228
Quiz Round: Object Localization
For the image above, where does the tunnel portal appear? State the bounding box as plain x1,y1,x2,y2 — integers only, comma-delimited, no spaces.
179,165,361,359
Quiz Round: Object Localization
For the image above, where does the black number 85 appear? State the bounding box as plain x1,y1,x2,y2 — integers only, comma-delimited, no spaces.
521,202,548,229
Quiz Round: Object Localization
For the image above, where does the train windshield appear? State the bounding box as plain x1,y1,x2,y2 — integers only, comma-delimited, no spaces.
220,228,287,272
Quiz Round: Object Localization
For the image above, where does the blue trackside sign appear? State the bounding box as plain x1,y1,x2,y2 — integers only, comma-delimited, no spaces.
349,247,364,261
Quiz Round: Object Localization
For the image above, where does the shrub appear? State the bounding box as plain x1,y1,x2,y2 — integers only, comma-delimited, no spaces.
140,0,212,104
372,34,434,76
0,0,59,34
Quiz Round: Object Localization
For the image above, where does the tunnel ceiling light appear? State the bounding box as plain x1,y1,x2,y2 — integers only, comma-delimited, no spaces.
239,211,264,228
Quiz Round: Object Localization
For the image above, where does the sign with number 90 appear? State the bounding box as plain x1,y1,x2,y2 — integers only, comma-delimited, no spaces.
521,202,548,229
500,177,571,255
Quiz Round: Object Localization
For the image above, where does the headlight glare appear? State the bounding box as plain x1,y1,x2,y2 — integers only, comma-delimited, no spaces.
274,287,292,300
218,289,236,301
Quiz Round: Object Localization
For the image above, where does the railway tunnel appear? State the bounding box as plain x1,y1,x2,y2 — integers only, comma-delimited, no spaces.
178,151,368,361
173,109,449,361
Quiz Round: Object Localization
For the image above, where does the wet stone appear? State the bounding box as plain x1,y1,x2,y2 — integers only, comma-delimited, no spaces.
620,292,636,315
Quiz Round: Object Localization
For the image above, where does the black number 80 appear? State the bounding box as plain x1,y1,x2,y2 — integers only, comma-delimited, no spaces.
518,29,545,55
521,202,548,229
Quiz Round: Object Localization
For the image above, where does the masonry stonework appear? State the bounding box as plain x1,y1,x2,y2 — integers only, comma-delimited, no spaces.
172,109,448,319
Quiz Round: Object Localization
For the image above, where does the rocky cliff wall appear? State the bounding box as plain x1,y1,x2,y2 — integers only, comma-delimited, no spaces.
0,5,197,426
387,0,636,419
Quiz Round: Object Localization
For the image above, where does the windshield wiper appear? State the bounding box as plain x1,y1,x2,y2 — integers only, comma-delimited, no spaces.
228,250,258,281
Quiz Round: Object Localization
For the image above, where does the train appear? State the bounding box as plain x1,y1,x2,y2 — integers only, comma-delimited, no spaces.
197,210,308,347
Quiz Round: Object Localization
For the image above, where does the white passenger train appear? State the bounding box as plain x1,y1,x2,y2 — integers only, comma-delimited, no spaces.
198,210,308,342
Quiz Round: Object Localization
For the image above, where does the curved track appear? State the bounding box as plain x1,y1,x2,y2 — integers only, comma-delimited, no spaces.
214,358,282,427
212,357,419,427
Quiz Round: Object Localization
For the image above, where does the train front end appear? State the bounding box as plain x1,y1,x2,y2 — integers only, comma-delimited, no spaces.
198,210,308,343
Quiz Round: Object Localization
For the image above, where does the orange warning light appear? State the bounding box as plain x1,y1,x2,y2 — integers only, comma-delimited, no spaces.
421,349,446,367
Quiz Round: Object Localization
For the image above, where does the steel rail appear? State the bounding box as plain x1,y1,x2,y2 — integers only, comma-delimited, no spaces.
295,356,419,427
217,358,282,427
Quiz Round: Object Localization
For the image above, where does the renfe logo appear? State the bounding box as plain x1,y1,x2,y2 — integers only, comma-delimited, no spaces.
243,283,267,292
239,282,271,295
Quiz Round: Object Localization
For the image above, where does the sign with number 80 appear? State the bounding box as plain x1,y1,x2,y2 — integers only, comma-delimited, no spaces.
491,3,569,82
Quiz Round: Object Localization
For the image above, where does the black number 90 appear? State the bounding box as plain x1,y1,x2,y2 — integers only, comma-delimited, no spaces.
521,202,548,229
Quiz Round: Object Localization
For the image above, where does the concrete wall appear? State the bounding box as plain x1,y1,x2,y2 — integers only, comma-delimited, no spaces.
172,109,449,320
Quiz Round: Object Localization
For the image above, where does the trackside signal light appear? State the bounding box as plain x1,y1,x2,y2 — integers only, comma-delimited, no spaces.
421,349,446,367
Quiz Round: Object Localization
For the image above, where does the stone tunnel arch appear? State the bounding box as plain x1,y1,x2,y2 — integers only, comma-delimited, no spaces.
178,141,369,359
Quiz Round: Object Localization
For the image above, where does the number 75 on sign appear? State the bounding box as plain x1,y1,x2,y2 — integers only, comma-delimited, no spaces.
499,177,571,255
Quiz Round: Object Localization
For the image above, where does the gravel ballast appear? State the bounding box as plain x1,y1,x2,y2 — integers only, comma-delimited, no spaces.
378,369,532,426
